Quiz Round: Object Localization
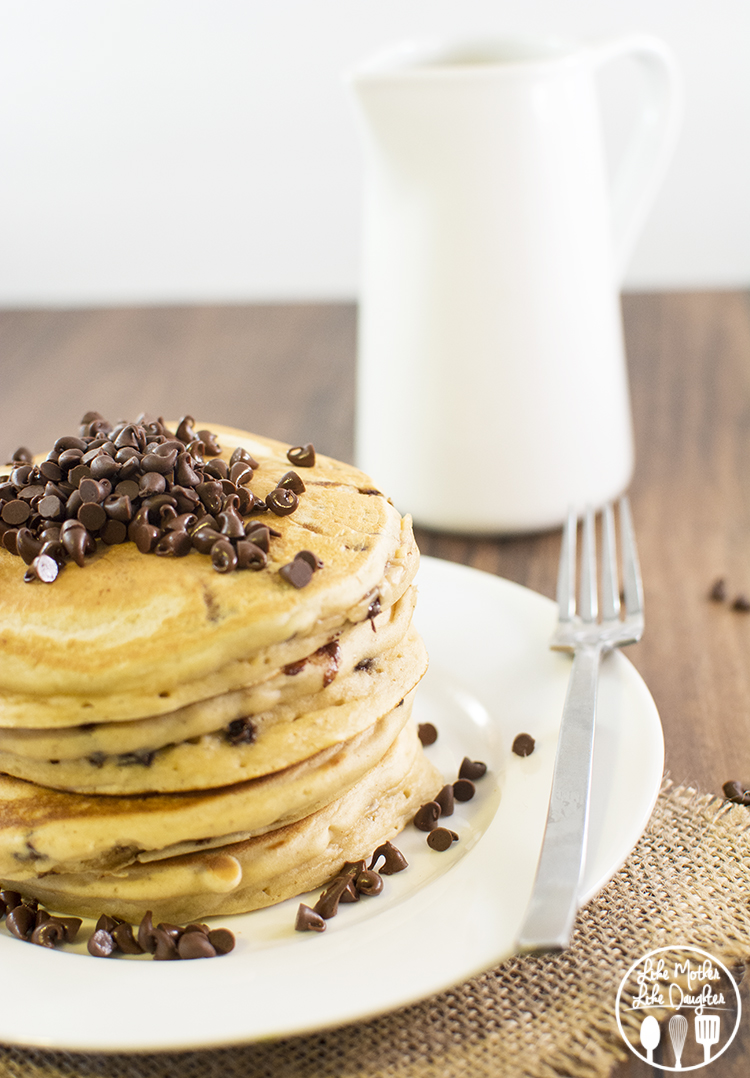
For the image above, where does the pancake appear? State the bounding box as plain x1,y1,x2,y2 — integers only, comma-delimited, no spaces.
0,691,425,883
0,426,413,700
9,725,442,923
0,417,437,922
0,587,417,761
0,628,427,793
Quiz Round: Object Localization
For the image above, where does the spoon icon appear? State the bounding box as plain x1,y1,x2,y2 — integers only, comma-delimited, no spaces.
640,1015,661,1063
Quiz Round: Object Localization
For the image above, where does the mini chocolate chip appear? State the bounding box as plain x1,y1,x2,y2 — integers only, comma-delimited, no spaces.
51,916,82,943
191,526,224,554
16,527,43,565
152,927,179,960
57,447,84,471
413,801,441,832
2,529,19,555
354,869,384,896
137,910,159,954
115,479,140,500
204,459,229,481
459,757,487,781
279,557,313,588
313,876,357,919
709,577,727,601
723,780,750,805
7,904,36,940
512,733,536,757
236,539,267,570
61,519,95,565
134,523,161,554
295,904,326,932
435,784,455,816
266,487,298,516
417,723,438,747
156,921,184,941
369,841,408,875
287,444,315,468
139,471,167,498
89,454,119,480
277,470,305,494
142,450,178,475
11,446,33,463
25,553,60,583
244,523,270,551
211,537,238,573
354,658,375,672
229,446,259,469
18,483,45,502
229,461,254,486
31,920,66,948
88,928,116,957
77,501,106,531
283,657,307,676
197,429,221,456
68,463,93,487
224,717,256,745
175,416,197,444
111,922,144,954
196,481,223,516
217,504,245,539
78,477,103,503
37,494,64,520
206,927,235,954
453,778,476,802
295,549,323,571
427,827,459,852
1,499,31,525
178,932,217,959
733,594,750,612
367,595,381,628
0,890,23,912
100,518,128,545
39,459,62,483
155,529,192,557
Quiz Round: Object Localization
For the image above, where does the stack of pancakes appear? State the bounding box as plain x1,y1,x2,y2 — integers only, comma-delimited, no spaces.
0,424,440,923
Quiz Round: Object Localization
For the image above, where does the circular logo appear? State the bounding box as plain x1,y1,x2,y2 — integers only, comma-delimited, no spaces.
616,946,741,1070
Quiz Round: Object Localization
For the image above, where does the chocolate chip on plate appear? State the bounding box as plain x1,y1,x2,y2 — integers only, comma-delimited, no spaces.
413,801,441,832
453,778,476,802
458,757,487,781
512,733,536,757
417,722,438,746
295,904,326,932
426,827,459,852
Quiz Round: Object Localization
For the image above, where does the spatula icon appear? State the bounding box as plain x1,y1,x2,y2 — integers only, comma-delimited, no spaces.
695,1014,720,1063
640,1015,660,1063
669,1014,688,1068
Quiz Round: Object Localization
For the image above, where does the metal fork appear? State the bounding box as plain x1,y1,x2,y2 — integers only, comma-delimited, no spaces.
517,497,644,952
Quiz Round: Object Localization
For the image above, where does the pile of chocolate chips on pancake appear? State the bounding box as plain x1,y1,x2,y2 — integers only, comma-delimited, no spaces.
0,412,317,586
0,415,441,924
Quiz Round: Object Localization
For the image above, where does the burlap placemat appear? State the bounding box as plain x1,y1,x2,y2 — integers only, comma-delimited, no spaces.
1,780,749,1078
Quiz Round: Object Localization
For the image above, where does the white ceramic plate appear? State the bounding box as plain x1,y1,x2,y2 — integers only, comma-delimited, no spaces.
0,556,663,1053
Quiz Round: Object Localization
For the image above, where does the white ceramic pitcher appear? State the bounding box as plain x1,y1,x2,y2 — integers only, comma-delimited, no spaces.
347,37,681,533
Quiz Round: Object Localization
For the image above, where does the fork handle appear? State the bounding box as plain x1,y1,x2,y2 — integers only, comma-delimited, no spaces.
517,642,602,952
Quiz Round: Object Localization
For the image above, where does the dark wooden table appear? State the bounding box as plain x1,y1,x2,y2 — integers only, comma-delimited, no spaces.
2,292,750,1074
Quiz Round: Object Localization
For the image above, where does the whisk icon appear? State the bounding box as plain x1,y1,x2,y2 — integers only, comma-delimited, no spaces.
669,1014,688,1068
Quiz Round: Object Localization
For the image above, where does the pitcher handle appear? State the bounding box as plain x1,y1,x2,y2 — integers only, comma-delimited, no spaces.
588,35,682,281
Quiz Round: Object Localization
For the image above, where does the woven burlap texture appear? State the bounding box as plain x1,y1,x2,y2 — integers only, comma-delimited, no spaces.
2,781,750,1078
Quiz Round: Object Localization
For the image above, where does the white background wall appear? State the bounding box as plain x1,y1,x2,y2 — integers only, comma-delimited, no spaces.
1,0,748,308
